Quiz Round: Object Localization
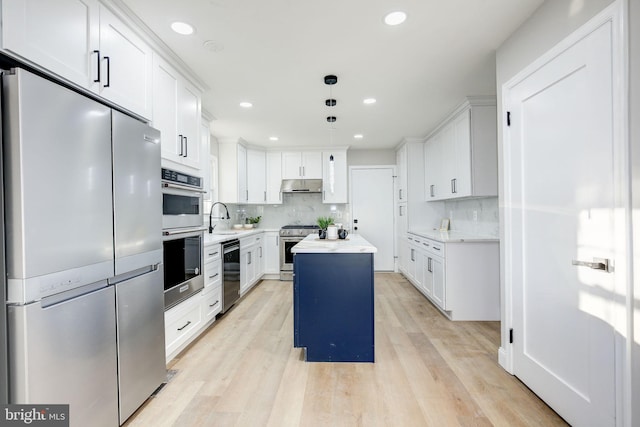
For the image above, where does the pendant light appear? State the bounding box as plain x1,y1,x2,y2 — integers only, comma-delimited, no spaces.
324,75,337,194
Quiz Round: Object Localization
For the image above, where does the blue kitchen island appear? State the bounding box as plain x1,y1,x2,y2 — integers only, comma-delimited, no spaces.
292,234,377,363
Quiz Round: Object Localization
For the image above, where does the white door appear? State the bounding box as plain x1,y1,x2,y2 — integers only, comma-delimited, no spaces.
350,167,395,271
504,8,623,427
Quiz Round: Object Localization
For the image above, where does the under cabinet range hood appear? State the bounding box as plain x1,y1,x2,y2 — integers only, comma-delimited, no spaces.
280,179,323,193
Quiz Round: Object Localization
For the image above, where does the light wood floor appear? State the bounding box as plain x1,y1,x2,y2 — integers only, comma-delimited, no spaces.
125,273,567,427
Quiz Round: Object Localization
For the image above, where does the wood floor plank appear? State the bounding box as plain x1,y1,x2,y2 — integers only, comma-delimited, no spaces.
125,274,567,427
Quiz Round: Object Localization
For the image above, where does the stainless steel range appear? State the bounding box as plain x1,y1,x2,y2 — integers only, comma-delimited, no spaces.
279,225,319,280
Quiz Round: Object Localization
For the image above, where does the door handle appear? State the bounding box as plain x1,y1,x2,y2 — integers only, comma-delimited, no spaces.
572,257,613,273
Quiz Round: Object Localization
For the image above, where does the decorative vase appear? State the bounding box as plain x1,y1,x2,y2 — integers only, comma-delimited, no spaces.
318,229,327,239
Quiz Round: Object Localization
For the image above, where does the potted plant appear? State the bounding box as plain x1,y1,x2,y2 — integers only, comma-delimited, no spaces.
316,216,334,239
245,216,261,228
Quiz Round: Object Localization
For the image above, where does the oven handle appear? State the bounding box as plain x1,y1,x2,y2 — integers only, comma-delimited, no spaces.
162,182,207,193
163,227,207,237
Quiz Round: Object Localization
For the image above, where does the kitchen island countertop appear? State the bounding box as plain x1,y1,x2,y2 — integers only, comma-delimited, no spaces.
291,233,377,253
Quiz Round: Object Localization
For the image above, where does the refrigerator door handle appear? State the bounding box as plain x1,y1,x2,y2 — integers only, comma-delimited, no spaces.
109,264,160,285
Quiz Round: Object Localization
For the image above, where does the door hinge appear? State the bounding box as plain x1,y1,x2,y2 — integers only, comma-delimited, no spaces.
506,111,511,127
509,328,514,344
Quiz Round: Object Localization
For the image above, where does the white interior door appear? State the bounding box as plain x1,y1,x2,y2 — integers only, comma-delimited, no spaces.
504,8,622,427
350,167,395,271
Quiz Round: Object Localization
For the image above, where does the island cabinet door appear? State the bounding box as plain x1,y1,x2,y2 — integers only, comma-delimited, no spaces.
293,252,374,362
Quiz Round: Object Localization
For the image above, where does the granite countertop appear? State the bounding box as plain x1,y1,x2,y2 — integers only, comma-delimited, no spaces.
409,229,499,243
291,233,377,254
203,228,280,245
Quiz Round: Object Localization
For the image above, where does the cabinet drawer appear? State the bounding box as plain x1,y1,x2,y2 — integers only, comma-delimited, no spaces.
204,260,222,288
204,243,222,264
165,297,202,354
202,285,222,321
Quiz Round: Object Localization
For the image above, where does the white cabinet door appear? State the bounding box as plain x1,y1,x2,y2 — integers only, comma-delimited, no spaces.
98,6,152,119
430,255,445,309
177,82,201,169
282,152,302,179
240,247,250,293
263,231,280,274
1,0,100,88
396,145,407,202
422,254,433,298
322,150,347,203
451,109,472,197
396,203,408,273
424,135,440,200
265,152,282,204
237,145,248,203
201,122,211,202
247,149,266,203
153,57,180,163
301,151,322,179
153,55,201,171
282,151,322,179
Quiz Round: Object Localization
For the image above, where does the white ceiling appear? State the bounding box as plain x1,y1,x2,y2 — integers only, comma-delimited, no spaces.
120,0,543,150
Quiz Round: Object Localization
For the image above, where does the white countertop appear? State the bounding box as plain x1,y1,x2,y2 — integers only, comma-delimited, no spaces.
203,228,279,245
291,233,377,254
409,229,499,243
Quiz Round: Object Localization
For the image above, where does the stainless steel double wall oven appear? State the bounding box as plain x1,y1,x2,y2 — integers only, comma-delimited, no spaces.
161,168,206,309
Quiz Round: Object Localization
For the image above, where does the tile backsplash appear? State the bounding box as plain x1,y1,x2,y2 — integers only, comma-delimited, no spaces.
208,193,348,230
443,197,499,237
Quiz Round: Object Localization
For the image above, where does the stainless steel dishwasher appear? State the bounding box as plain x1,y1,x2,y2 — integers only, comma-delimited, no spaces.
222,239,241,313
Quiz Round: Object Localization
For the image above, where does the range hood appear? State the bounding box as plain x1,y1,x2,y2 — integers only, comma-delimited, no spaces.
280,179,323,193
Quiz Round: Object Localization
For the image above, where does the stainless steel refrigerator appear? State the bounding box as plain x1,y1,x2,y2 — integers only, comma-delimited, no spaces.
3,68,165,426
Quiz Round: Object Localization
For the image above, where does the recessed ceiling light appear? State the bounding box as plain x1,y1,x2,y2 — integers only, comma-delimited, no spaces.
363,98,377,105
171,21,195,35
269,136,279,141
384,11,407,26
239,102,253,108
354,134,364,139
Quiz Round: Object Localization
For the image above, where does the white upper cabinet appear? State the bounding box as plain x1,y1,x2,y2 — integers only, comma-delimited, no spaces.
282,151,322,179
218,141,247,204
1,0,153,119
265,151,283,204
247,148,266,203
396,145,406,203
1,0,100,89
424,97,497,201
97,6,153,119
322,150,347,204
153,54,201,171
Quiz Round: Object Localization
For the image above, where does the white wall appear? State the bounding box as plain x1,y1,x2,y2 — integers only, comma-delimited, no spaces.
347,149,396,166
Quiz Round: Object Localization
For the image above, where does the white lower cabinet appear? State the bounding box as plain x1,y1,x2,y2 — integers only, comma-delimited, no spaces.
164,293,202,362
404,233,499,321
201,284,222,323
240,233,264,295
263,231,280,275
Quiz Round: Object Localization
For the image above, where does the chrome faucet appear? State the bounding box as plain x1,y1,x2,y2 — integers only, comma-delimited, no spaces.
209,202,231,233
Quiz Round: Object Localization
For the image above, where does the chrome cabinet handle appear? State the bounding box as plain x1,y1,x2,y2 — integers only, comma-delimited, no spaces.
178,135,184,156
430,184,435,197
572,257,613,272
